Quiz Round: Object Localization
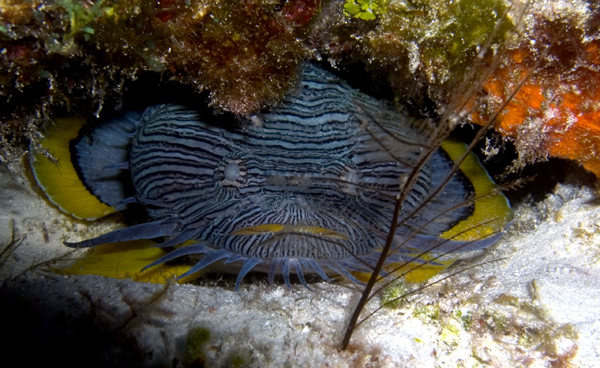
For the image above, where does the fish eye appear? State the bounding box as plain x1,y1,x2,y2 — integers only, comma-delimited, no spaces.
224,162,240,181
218,158,246,188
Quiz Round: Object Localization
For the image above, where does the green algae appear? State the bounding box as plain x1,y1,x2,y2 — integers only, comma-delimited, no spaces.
344,0,390,20
380,279,409,309
439,319,462,348
365,0,513,103
54,0,109,47
453,309,474,330
184,326,212,366
413,304,440,322
226,349,253,368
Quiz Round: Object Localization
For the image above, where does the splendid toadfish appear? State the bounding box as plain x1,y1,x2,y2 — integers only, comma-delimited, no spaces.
30,64,511,288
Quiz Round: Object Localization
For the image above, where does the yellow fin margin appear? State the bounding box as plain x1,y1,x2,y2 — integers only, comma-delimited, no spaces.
439,138,512,241
357,139,512,285
30,117,117,220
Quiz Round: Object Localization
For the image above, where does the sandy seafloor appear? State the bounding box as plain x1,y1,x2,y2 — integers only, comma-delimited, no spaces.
0,161,599,367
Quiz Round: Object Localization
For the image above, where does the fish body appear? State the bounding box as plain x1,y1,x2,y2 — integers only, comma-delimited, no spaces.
31,64,511,288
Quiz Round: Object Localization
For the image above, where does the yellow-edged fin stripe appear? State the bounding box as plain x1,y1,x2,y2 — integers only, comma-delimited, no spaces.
232,224,349,239
54,240,197,284
439,138,512,241
30,117,117,220
369,139,512,285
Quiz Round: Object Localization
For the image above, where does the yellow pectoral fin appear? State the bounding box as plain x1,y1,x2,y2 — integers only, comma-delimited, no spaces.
30,117,117,220
54,240,197,284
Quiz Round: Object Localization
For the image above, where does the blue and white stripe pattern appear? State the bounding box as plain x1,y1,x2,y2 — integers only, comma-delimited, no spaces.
66,64,495,289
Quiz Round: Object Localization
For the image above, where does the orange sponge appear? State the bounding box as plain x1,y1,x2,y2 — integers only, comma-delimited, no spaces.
470,39,600,177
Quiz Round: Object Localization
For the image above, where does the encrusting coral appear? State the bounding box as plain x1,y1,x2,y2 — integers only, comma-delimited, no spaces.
0,0,319,162
319,0,600,179
164,0,319,115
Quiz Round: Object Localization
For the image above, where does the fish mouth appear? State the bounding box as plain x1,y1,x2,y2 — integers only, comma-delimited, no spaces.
215,203,376,260
230,223,350,240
